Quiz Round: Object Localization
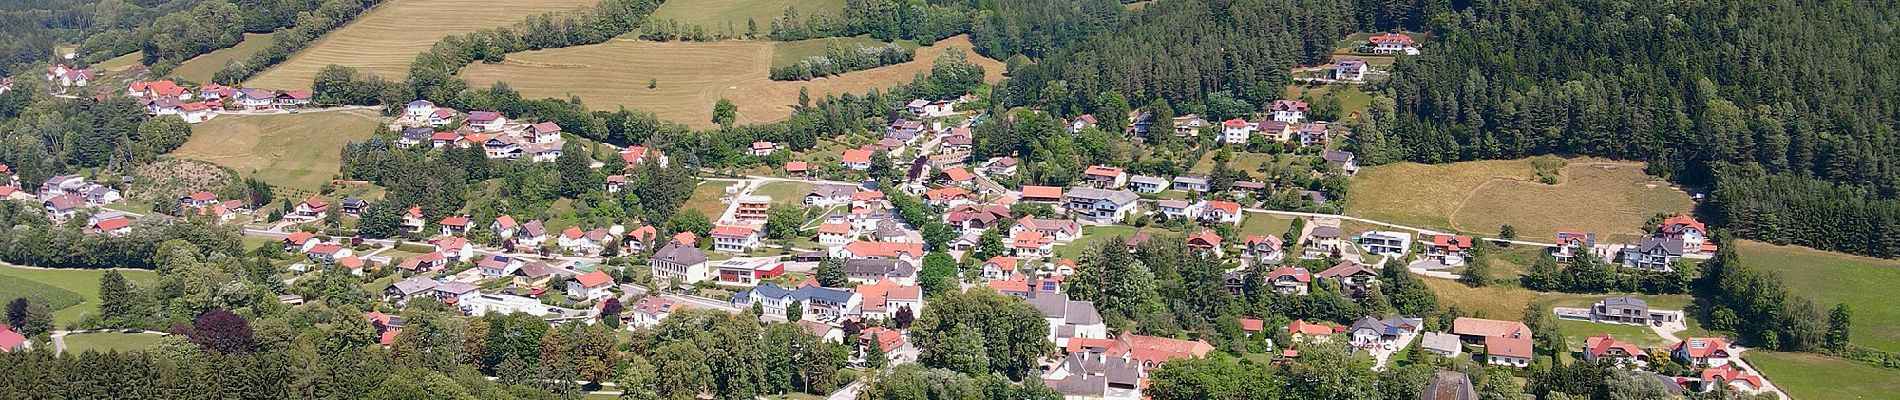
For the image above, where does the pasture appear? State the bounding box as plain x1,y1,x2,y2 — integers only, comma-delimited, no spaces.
0,265,157,325
1737,240,1900,352
648,0,845,33
245,0,597,89
771,36,914,67
94,52,144,73
62,332,165,354
170,108,382,192
752,181,816,205
1345,158,1691,243
461,35,1005,128
1747,351,1900,400
685,181,740,220
171,33,275,83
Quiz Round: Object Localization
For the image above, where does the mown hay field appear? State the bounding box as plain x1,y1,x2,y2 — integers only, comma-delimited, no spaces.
245,0,597,89
461,35,1004,129
170,109,383,192
648,0,845,32
0,265,158,325
171,33,275,83
1737,240,1900,352
1346,158,1691,243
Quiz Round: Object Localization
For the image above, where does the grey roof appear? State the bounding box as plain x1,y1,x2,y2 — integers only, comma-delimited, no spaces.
1323,150,1355,163
1630,236,1685,256
1128,175,1168,186
807,184,856,199
1046,353,1143,396
1172,176,1209,185
1025,292,1103,325
1310,225,1343,238
514,262,560,279
653,242,708,265
793,285,857,303
401,127,433,140
389,276,439,296
1350,316,1422,336
1066,187,1139,205
1420,332,1462,352
1603,296,1647,308
522,220,547,237
1155,199,1191,209
406,99,433,108
433,281,478,294
845,258,915,277
341,198,367,208
1421,371,1476,400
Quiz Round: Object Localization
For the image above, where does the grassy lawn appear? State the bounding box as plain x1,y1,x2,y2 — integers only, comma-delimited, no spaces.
1053,225,1141,260
771,36,917,67
0,265,158,326
685,181,739,220
462,35,1004,128
1346,157,1690,243
170,108,382,192
61,332,164,354
649,0,845,33
1189,151,1286,175
94,51,144,73
1238,213,1296,238
247,0,597,89
1555,320,1669,349
1747,351,1900,400
1737,240,1900,352
171,33,275,83
752,181,816,206
1283,84,1373,121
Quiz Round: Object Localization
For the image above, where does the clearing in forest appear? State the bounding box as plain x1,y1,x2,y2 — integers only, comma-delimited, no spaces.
171,33,276,83
169,109,382,192
1346,157,1691,243
462,35,1002,128
245,0,597,89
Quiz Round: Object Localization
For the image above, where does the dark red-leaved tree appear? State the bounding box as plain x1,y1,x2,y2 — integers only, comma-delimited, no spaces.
185,309,255,354
893,305,914,329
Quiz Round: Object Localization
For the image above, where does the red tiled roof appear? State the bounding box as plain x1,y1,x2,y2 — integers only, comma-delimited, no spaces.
710,225,757,237
785,161,808,172
1287,319,1335,336
1671,337,1731,359
286,231,316,245
818,223,851,235
1660,215,1706,234
925,187,970,201
1084,165,1123,178
986,256,1019,272
842,149,873,163
1584,333,1645,359
1205,201,1240,214
92,217,132,231
493,214,517,229
575,270,613,287
1269,267,1311,283
1368,33,1415,45
440,216,470,226
1238,318,1265,332
1021,186,1062,199
1431,234,1475,250
563,226,585,239
0,324,28,350
1485,336,1534,358
942,167,975,182
1186,230,1221,248
1316,261,1375,279
1701,364,1762,389
1453,317,1530,338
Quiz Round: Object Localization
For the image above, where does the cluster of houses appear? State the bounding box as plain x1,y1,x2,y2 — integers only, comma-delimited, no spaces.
1158,99,1345,148
395,100,580,163
31,174,122,223
122,79,312,123
44,64,95,93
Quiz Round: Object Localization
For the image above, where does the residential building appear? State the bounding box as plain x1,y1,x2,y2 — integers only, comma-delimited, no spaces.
1360,230,1412,257
1621,236,1684,271
1552,230,1598,262
805,184,857,206
844,258,916,285
627,296,683,329
467,111,506,131
1424,234,1475,265
1322,150,1359,174
1451,317,1531,344
1657,215,1714,255
1218,118,1254,144
1699,364,1764,393
1154,199,1202,220
462,294,555,317
1041,352,1143,400
1064,333,1213,368
650,242,711,285
1127,175,1168,194
1485,336,1533,368
1347,316,1422,346
384,276,440,304
1010,231,1055,258
1271,100,1309,123
841,148,873,170
567,271,615,300
1316,261,1379,297
1083,165,1128,188
855,279,922,321
733,196,771,222
1020,185,1064,203
1368,32,1419,55
1242,235,1284,264
1009,216,1081,242
1186,230,1222,257
1335,57,1368,82
1671,338,1732,367
981,256,1019,280
1172,114,1209,137
1582,334,1649,366
1421,371,1477,400
1064,187,1140,222
1268,267,1311,295
1171,176,1210,192
1026,291,1107,347
1199,201,1242,225
1286,319,1337,344
733,283,861,321
1420,332,1463,358
1592,296,1679,325
1303,225,1345,259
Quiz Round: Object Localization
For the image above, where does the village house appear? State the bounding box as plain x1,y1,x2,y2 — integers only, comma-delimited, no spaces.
816,223,857,247
395,252,447,274
1368,32,1419,55
1042,352,1143,400
1218,118,1255,144
1171,175,1211,192
385,276,440,304
1019,185,1064,203
650,241,711,285
1699,364,1764,393
404,100,436,120
845,258,916,285
981,256,1019,280
621,225,658,254
1068,114,1097,133
1360,230,1412,257
1303,225,1345,259
1286,319,1338,344
1271,100,1309,123
1064,187,1141,223
1316,261,1380,297
467,111,506,131
748,141,778,156
1242,235,1285,264
943,204,1010,232
1553,230,1598,262
1452,317,1535,367
1485,336,1534,368
274,90,312,108
733,283,862,321
88,216,132,235
307,243,353,264
1348,316,1423,347
1065,333,1214,369
923,187,975,208
428,108,456,126
1323,150,1359,174
886,119,925,142
1010,216,1081,242
859,327,913,365
856,278,921,321
1268,266,1312,295
288,197,329,222
1621,236,1685,271
476,257,521,278
439,216,473,237
907,99,955,117
44,64,93,89
712,257,784,286
836,241,926,263
1335,57,1368,82
433,237,475,261
733,195,771,222
1186,230,1223,257
1257,120,1293,142
1298,123,1331,146
566,271,616,300
516,220,549,247
1172,114,1210,137
1126,175,1168,194
1199,200,1243,225
1026,290,1107,348
841,148,874,170
1671,337,1733,367
1010,231,1056,258
983,156,1019,176
1582,333,1649,366
1657,215,1715,255
1154,199,1203,221
709,225,763,253
1083,165,1127,188
1423,234,1475,265
1592,296,1679,325
236,88,275,110
1419,332,1463,358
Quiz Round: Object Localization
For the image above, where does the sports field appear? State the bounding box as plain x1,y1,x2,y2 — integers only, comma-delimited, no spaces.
461,35,1004,128
1748,351,1900,400
171,33,275,83
245,0,597,89
170,108,382,192
0,265,157,325
648,0,845,33
1736,240,1900,352
62,332,164,354
1346,158,1691,243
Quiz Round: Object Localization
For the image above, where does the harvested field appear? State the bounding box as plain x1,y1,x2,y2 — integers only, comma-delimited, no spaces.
1346,158,1690,243
649,0,844,33
170,109,382,192
245,0,597,89
461,35,1004,128
171,33,275,83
